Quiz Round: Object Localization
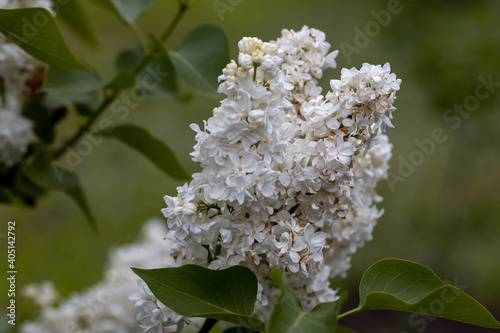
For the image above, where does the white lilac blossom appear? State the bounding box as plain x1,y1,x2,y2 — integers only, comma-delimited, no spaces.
0,0,52,166
131,26,401,330
278,26,339,113
19,219,199,333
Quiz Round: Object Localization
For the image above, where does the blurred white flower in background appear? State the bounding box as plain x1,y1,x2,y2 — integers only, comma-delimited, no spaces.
20,219,200,333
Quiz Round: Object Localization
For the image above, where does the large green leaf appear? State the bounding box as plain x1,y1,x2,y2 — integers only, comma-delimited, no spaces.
132,265,265,331
170,25,229,98
103,125,189,180
23,149,78,190
340,259,500,329
42,66,104,93
57,0,98,46
22,149,97,231
0,8,87,70
268,267,340,333
116,42,178,98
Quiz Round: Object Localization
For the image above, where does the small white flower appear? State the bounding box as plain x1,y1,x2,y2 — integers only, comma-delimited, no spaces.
238,53,254,70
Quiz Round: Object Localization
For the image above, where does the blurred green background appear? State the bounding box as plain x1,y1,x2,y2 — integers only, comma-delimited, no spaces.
1,0,500,332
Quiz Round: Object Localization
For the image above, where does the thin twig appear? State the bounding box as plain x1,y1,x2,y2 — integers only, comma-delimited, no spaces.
53,2,189,160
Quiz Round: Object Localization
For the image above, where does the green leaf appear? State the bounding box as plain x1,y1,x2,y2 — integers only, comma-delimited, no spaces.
0,8,87,70
132,265,265,331
100,0,157,23
105,69,136,91
23,149,79,190
104,125,189,180
268,267,341,333
21,148,97,230
42,67,135,108
170,25,229,98
65,186,97,232
116,43,178,98
42,66,137,108
57,0,98,46
42,66,104,93
11,170,46,207
44,90,101,110
341,258,500,329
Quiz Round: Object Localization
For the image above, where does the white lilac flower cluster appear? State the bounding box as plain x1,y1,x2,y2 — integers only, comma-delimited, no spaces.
132,26,401,331
19,219,200,333
0,0,51,166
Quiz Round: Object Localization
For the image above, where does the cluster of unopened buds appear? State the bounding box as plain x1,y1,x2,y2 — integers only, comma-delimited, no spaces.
131,25,401,332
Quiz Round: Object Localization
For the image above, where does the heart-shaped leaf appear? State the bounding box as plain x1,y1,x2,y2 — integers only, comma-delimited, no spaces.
132,265,265,331
268,267,341,333
0,8,87,70
339,258,500,329
170,25,229,98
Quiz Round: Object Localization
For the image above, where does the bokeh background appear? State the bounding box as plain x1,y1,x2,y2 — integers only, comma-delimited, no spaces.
1,0,500,332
